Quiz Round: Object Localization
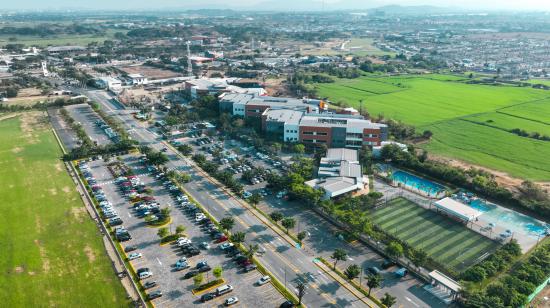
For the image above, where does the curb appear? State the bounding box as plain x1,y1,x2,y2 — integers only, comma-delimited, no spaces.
314,260,378,308
191,279,226,295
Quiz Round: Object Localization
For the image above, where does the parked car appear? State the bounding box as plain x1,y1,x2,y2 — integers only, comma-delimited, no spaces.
244,264,257,272
184,270,198,279
200,293,216,302
198,265,212,273
124,245,138,253
200,242,211,250
128,252,142,261
381,259,396,269
280,300,295,308
219,242,234,250
143,281,157,289
225,297,239,306
257,276,271,286
216,284,234,296
196,261,208,269
147,290,162,300
139,271,152,280
366,266,381,275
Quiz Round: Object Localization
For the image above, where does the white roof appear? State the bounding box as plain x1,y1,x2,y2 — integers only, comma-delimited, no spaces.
434,197,482,222
429,270,461,292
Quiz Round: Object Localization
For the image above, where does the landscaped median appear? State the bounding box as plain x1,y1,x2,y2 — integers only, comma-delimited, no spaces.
191,278,226,295
317,257,383,308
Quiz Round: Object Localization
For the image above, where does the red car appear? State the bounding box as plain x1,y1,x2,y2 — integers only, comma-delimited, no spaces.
216,235,228,243
142,196,155,202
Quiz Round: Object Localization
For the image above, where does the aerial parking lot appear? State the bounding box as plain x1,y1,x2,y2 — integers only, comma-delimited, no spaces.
79,154,284,307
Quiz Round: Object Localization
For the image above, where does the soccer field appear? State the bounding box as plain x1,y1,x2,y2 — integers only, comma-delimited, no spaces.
0,113,128,307
371,198,500,273
315,75,550,180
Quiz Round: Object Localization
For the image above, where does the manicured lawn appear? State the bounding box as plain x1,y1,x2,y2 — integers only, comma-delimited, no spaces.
315,75,550,180
0,114,129,307
371,198,500,273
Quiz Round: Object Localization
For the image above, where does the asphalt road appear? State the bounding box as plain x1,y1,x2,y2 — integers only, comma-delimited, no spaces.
65,103,113,146
81,89,370,307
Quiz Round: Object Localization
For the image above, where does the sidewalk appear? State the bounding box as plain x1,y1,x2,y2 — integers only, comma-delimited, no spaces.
315,260,378,308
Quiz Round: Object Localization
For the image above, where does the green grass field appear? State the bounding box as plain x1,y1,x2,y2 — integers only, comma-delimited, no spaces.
0,113,129,307
315,75,550,180
0,29,125,47
371,198,500,273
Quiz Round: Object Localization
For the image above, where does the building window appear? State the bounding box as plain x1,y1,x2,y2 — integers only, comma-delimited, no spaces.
317,132,328,136
303,131,314,135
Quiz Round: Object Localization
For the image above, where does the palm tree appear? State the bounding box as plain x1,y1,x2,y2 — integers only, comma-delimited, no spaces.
244,244,259,260
381,292,397,307
297,231,307,245
331,248,347,270
230,231,246,245
344,264,361,281
219,217,235,233
281,217,296,234
296,281,306,305
175,225,186,236
366,274,382,296
248,192,262,208
157,227,169,239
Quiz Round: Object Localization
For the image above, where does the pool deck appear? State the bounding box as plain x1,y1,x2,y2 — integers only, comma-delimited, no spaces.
374,178,547,253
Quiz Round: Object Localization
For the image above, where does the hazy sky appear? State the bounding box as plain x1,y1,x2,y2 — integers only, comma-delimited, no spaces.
3,0,550,11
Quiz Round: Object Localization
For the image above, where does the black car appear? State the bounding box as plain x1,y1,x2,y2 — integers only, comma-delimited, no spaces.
124,245,138,253
381,259,396,269
201,293,216,302
244,264,257,272
187,249,200,256
184,270,198,279
198,265,212,273
366,266,381,275
143,281,157,289
280,301,295,308
147,290,162,300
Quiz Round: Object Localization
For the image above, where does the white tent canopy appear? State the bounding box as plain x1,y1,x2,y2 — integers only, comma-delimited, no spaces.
434,197,482,222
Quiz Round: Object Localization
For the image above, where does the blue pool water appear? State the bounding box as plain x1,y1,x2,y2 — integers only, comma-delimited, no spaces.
391,170,445,196
469,199,548,237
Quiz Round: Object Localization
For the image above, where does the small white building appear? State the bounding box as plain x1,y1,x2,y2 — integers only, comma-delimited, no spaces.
372,141,408,158
305,148,368,200
128,73,148,86
97,77,122,91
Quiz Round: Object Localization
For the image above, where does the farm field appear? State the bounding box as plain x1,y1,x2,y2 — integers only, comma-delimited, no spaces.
0,29,125,47
315,75,550,180
371,198,501,273
0,113,128,307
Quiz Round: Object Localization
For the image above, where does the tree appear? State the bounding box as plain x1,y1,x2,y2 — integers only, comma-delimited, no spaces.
193,273,204,287
331,248,347,270
422,130,433,139
270,211,284,224
297,231,307,245
281,217,296,234
175,225,186,236
230,231,246,245
219,217,235,232
344,264,361,281
296,281,306,305
160,207,171,219
366,274,382,296
157,227,169,239
381,293,397,307
177,144,193,156
385,241,404,260
244,244,259,260
248,192,262,208
213,266,223,279
293,144,305,155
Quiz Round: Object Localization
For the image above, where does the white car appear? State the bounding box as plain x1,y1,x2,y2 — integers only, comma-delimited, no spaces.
128,252,142,260
225,297,239,306
219,243,234,250
200,242,211,250
139,271,152,280
195,213,206,222
256,275,271,286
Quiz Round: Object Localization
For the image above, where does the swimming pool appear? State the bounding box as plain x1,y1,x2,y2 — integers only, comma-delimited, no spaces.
470,199,548,237
391,170,445,197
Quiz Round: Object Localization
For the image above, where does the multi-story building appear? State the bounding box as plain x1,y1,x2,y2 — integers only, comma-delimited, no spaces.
298,114,387,148
220,93,388,148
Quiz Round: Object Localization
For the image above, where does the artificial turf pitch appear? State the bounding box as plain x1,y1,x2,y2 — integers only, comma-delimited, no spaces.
371,197,501,273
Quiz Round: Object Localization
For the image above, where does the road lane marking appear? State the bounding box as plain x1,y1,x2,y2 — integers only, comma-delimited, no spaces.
156,257,162,266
